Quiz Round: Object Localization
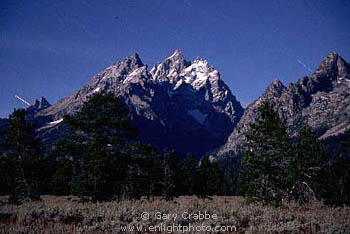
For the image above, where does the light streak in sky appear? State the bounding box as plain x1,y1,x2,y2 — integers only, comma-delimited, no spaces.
14,95,31,106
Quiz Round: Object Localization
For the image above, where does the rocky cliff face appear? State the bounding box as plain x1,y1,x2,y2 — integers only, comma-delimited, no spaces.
28,97,51,114
219,51,350,155
35,50,244,155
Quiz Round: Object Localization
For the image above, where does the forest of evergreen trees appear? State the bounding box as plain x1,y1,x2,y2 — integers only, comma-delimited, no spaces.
0,92,349,206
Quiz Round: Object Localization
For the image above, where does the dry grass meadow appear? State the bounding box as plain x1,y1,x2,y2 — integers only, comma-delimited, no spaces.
0,195,349,234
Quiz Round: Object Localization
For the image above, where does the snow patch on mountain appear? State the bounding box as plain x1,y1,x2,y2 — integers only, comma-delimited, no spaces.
168,88,177,97
188,109,207,124
128,66,144,77
180,59,219,89
49,118,63,125
168,49,181,59
93,87,101,93
35,49,244,156
174,79,184,90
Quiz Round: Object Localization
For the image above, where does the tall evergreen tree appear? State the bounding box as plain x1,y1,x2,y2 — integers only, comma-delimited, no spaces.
2,109,42,204
51,134,86,195
239,102,291,206
120,143,162,200
57,92,137,201
162,150,179,200
197,156,223,196
64,92,136,144
288,126,325,203
221,170,235,195
320,156,350,206
0,153,16,196
178,154,199,195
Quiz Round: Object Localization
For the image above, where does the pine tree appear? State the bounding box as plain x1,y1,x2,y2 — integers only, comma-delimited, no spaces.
197,156,223,196
221,170,235,195
288,126,325,203
4,109,42,204
120,143,162,200
339,129,350,159
239,102,291,206
58,92,137,201
178,154,198,195
162,150,179,200
0,154,16,195
51,134,86,195
64,92,136,144
320,157,350,205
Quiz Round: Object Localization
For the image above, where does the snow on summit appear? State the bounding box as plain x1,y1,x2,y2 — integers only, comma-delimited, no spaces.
181,58,219,88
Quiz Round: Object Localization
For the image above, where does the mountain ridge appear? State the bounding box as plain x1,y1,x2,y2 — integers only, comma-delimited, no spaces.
33,50,244,156
219,51,350,155
1,50,348,158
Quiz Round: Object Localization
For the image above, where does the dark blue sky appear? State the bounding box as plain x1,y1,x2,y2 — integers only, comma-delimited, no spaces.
1,0,349,117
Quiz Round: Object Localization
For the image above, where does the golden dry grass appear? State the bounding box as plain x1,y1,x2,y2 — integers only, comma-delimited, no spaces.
0,195,349,234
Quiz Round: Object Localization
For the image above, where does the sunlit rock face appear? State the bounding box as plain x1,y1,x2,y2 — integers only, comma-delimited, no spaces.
219,51,350,156
35,50,244,156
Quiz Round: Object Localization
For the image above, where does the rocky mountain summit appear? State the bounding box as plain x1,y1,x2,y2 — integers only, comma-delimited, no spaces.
29,97,51,113
34,50,244,155
219,51,350,155
4,50,347,158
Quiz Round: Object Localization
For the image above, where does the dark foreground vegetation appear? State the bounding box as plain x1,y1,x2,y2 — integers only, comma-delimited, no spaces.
239,102,350,206
0,195,349,234
0,93,233,203
0,92,349,233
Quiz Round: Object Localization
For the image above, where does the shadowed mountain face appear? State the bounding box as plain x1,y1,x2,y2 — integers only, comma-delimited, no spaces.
219,52,350,156
34,50,244,156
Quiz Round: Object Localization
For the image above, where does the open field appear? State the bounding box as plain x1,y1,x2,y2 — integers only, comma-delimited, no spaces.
0,195,349,234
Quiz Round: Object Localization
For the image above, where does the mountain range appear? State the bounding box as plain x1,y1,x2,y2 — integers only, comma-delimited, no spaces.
219,51,350,157
2,50,349,158
32,50,244,156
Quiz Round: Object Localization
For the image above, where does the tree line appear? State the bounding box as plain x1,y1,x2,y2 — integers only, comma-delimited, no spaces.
239,102,350,206
0,93,349,206
0,93,232,203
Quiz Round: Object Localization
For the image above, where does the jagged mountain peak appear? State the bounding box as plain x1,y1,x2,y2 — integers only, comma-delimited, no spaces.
150,51,221,87
28,97,51,113
272,77,282,84
107,53,144,76
190,58,210,68
167,49,185,61
150,50,188,83
269,78,285,89
37,54,148,118
123,53,143,66
92,53,146,86
316,51,338,71
219,51,350,156
148,50,242,117
327,51,339,58
35,50,244,156
263,78,286,98
35,97,51,109
179,57,219,89
187,58,212,72
314,51,349,80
